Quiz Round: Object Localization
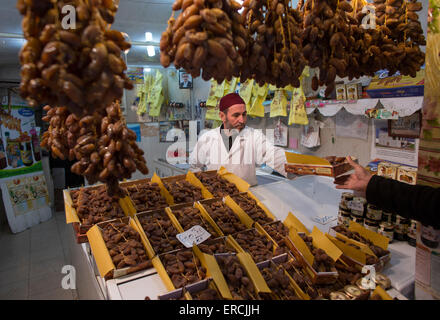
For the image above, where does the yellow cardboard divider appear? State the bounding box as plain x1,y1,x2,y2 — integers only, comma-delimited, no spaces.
310,226,343,263
121,196,137,217
349,221,390,250
333,231,377,258
218,166,250,193
187,171,214,199
225,235,242,252
285,152,331,166
193,202,224,237
326,234,367,265
287,230,314,266
164,206,187,233
152,255,176,291
87,224,114,278
224,195,255,228
64,189,79,224
133,215,156,259
236,252,271,294
284,212,310,235
372,285,393,300
193,246,233,300
151,173,174,205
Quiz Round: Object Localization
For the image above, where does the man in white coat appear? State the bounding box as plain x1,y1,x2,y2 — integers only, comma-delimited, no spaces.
189,93,287,186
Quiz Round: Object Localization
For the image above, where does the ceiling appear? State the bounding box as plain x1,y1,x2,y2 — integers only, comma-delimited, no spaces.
0,0,174,68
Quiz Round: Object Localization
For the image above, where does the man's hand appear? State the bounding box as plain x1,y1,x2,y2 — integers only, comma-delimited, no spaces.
334,156,372,194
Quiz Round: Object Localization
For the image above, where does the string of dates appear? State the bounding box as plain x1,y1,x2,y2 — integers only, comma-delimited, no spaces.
18,0,149,197
41,101,148,197
160,0,248,83
241,0,306,88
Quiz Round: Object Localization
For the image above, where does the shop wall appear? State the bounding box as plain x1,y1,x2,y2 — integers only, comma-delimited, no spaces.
247,111,374,167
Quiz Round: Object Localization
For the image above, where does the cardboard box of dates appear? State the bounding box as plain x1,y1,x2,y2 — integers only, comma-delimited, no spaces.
327,222,391,273
285,153,357,178
86,217,154,280
166,202,223,238
151,245,233,299
230,192,277,226
120,178,170,213
196,196,253,236
194,167,250,198
256,254,311,300
284,226,340,285
151,171,212,206
64,184,133,243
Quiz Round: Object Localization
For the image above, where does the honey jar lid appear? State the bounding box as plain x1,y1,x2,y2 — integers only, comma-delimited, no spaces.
344,285,363,298
330,291,349,300
374,273,391,290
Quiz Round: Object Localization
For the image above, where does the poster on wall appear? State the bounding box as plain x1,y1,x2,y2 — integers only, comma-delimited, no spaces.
0,105,42,178
371,120,419,167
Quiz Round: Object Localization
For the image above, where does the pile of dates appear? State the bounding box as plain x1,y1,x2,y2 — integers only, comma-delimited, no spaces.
261,221,291,252
197,237,236,255
202,200,247,235
41,102,149,197
231,193,274,225
299,234,335,272
234,229,280,263
162,249,207,288
259,263,300,300
137,210,184,255
124,182,168,212
70,185,125,226
333,225,390,258
280,257,320,299
17,0,132,115
191,286,222,300
171,205,218,235
164,180,203,204
101,220,151,270
195,172,240,197
336,236,379,265
161,0,247,83
216,254,256,299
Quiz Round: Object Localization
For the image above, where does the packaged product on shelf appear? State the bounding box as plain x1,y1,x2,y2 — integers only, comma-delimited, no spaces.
335,83,347,100
377,162,399,179
407,220,418,247
397,166,418,185
348,197,367,217
394,215,410,241
366,204,383,222
363,218,379,233
378,222,395,243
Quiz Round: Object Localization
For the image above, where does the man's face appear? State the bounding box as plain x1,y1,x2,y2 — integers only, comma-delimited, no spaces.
220,103,247,131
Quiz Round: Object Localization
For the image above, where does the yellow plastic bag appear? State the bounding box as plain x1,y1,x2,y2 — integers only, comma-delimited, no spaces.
270,89,288,117
205,106,222,121
288,87,308,125
225,77,238,95
206,80,220,107
239,79,254,105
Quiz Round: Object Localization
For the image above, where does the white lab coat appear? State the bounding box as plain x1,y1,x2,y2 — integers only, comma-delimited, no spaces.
189,126,287,186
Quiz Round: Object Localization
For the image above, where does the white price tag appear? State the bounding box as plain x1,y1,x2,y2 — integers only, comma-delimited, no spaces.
313,215,337,225
176,225,212,248
348,200,364,212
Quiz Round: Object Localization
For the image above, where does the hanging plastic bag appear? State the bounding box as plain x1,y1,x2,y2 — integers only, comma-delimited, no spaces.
288,87,309,125
270,89,288,117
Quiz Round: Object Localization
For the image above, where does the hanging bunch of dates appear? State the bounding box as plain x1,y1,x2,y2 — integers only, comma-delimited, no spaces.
160,0,248,83
301,0,360,96
41,101,149,197
240,0,306,88
372,0,425,77
17,0,133,116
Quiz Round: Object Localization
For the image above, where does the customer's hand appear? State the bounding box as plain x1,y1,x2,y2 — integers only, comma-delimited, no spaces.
334,156,372,194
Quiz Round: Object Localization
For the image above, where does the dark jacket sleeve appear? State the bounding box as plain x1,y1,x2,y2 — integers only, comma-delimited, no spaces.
366,175,440,229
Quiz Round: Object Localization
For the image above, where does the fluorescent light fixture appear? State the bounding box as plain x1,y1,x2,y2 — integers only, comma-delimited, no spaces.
145,32,155,56
144,68,151,73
